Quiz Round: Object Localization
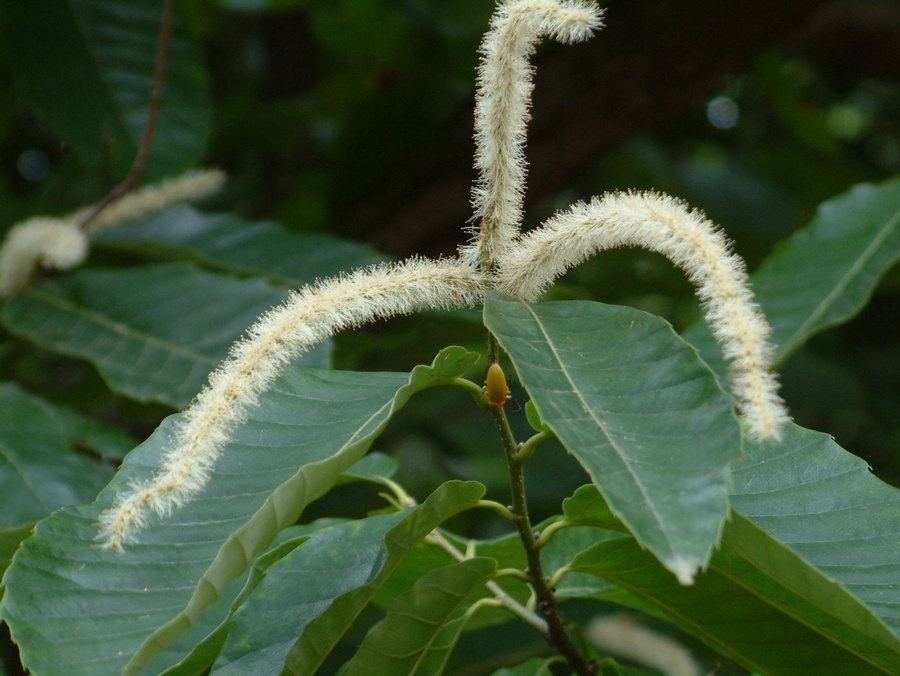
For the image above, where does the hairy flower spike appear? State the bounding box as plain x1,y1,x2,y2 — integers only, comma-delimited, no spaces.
497,191,788,440
78,168,226,233
0,218,87,297
98,258,485,550
467,0,603,265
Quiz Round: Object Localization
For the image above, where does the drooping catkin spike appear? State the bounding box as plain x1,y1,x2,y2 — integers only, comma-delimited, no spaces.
466,0,603,265
496,191,788,440
77,168,226,233
98,258,485,551
0,218,88,297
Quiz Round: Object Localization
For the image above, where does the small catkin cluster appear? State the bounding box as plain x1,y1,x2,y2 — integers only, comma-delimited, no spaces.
0,169,225,298
98,258,484,550
467,0,603,265
0,218,87,297
497,192,788,440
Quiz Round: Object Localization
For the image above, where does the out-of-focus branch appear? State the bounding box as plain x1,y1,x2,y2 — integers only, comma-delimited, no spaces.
78,0,175,230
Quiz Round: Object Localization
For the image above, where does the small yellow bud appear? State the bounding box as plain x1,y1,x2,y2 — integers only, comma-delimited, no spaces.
485,362,511,408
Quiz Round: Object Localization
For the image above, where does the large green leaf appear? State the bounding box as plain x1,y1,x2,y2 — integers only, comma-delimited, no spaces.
342,557,497,676
731,424,900,636
94,206,386,287
0,347,481,676
570,519,900,674
483,293,741,583
685,177,900,373
561,422,900,673
0,383,122,527
1,263,329,408
0,0,210,177
158,460,402,676
215,481,486,675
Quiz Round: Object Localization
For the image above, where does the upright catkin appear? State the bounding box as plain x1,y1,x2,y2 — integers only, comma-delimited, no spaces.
466,0,603,265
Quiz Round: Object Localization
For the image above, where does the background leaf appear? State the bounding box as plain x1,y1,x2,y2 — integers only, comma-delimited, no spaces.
570,519,900,674
560,421,900,673
215,481,485,675
731,423,900,635
484,293,741,583
94,206,386,287
0,0,210,177
685,177,900,374
0,383,120,527
0,348,480,675
342,557,496,676
1,263,329,408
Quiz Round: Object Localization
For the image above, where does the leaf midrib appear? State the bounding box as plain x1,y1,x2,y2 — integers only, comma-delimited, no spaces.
19,287,216,365
519,301,676,558
779,203,900,358
600,560,893,675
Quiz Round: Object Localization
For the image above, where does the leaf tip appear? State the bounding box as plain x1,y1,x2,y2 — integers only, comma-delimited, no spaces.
666,556,697,586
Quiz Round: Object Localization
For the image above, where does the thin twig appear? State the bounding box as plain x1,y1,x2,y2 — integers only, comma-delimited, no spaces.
78,0,176,230
425,530,547,634
380,479,546,634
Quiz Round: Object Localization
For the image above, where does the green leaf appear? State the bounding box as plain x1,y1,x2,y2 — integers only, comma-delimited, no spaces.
161,450,404,676
94,206,386,287
570,518,900,674
563,422,900,673
0,0,210,177
215,481,485,675
336,451,399,486
731,424,900,636
342,557,497,676
0,347,480,676
685,177,900,372
1,263,329,408
0,383,117,527
483,293,741,583
157,526,311,676
524,399,548,433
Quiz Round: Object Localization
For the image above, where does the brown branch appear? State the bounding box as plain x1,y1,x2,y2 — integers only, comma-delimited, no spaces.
78,0,175,230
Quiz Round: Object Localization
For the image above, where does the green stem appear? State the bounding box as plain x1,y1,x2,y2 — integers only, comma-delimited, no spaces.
426,530,547,633
449,377,489,408
476,499,518,522
488,382,596,675
514,429,552,464
535,519,578,549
